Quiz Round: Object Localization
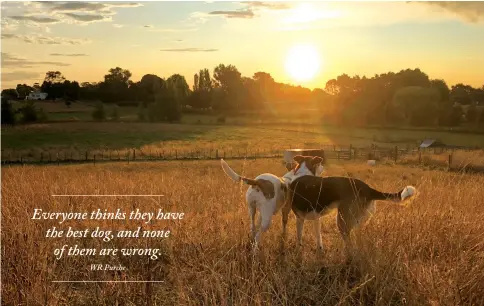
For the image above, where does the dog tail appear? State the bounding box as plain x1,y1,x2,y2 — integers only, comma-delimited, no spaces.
371,185,417,202
220,159,259,186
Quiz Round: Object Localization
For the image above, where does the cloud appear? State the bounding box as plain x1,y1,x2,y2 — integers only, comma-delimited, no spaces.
50,53,88,57
420,2,484,23
244,2,291,10
143,25,197,33
2,71,42,82
1,33,91,45
64,13,111,23
8,15,60,24
7,1,143,26
209,9,255,19
113,24,124,28
106,3,143,8
2,52,71,68
160,48,218,52
50,2,107,12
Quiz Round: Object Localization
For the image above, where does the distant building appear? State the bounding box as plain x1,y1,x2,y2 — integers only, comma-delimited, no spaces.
26,91,48,100
419,139,446,149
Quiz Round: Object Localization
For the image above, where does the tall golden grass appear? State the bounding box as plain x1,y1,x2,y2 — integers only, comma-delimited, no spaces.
2,159,484,305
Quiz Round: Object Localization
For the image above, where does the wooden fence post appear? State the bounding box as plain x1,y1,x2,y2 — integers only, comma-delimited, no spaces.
448,153,453,171
216,150,219,159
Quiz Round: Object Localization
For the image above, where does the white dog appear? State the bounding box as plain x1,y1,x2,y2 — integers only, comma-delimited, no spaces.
220,156,324,250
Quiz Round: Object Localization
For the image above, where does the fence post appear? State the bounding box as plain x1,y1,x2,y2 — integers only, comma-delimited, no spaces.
94,154,96,165
418,149,422,164
448,153,453,171
216,150,219,159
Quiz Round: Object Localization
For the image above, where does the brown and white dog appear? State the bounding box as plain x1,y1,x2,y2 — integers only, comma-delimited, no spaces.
221,156,324,250
283,172,417,253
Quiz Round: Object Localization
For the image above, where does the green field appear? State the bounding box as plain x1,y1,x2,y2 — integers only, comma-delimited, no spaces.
3,102,484,158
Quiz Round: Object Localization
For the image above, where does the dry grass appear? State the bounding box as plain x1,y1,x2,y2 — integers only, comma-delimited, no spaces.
450,150,484,172
2,159,484,305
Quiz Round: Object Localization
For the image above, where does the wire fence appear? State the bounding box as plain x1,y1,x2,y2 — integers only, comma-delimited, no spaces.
3,144,479,170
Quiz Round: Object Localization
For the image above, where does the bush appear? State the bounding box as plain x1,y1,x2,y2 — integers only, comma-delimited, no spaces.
19,101,39,123
92,101,106,121
1,100,16,125
137,103,146,121
110,104,119,121
466,104,478,123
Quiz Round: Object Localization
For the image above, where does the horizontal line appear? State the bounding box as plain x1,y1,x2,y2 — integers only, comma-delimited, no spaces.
51,195,164,197
52,280,164,283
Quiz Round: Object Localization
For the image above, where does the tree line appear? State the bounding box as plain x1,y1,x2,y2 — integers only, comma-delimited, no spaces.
1,65,484,127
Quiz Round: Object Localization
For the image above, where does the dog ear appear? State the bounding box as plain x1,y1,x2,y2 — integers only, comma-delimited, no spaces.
285,162,295,171
293,155,305,164
311,156,323,164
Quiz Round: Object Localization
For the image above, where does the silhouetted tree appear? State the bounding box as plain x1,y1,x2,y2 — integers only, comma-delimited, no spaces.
167,74,190,107
1,89,19,101
450,84,474,105
99,67,132,103
1,100,16,125
16,84,34,99
213,64,243,111
393,86,440,126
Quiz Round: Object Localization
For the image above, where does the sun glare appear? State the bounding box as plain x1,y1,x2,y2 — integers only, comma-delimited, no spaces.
284,45,321,82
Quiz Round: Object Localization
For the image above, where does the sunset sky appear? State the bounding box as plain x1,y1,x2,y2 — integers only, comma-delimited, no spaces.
1,1,483,90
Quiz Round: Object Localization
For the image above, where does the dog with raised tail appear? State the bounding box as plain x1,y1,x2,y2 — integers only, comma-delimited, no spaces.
221,156,324,250
283,175,417,254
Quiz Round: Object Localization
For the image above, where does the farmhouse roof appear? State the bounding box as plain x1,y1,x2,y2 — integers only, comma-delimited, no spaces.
420,139,446,148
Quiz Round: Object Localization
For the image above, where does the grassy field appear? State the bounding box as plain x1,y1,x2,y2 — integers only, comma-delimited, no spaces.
2,159,484,305
3,120,484,158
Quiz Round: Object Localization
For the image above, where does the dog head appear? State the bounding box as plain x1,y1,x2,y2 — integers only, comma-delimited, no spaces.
293,155,324,176
282,155,324,183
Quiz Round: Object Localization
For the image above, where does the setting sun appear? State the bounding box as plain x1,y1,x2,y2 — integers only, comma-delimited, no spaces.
284,45,321,82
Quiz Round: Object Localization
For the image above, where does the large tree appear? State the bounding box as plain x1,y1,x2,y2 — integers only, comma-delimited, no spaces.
167,74,190,106
393,86,440,126
99,67,132,103
213,64,243,111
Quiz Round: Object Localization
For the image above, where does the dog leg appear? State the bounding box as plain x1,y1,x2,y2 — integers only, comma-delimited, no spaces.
296,217,305,247
313,218,323,252
249,204,256,240
253,206,272,252
253,215,262,252
281,201,291,240
336,207,353,259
